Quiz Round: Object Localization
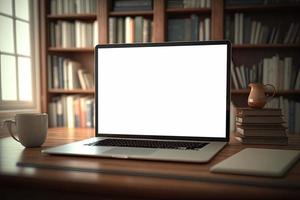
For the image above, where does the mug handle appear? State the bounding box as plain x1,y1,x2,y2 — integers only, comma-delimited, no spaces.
3,120,20,143
264,84,276,102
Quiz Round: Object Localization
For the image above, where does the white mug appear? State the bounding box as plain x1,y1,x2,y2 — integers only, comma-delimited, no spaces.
3,113,48,147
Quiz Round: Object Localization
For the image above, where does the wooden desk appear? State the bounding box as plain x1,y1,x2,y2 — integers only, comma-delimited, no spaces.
1,128,300,200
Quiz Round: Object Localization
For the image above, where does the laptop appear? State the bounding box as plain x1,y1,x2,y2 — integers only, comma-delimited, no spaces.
43,41,231,163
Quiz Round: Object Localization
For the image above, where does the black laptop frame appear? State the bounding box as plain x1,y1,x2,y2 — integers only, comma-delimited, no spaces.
95,41,231,142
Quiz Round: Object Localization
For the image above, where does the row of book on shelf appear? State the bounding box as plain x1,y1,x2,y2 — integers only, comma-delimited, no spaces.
49,20,98,48
231,56,300,90
168,15,210,41
112,0,152,11
50,0,97,14
225,13,300,44
109,17,153,44
167,0,211,8
47,56,94,90
49,95,95,128
226,0,300,6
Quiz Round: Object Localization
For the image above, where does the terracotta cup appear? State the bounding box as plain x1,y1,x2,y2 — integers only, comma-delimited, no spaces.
248,83,276,109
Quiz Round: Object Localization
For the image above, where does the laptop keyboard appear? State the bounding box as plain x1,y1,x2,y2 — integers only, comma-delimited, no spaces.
86,139,208,150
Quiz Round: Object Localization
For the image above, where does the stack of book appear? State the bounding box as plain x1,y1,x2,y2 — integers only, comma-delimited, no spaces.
235,107,288,145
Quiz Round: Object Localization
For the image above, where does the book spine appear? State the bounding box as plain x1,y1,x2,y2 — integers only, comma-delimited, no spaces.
109,17,117,44
191,14,199,41
239,13,243,44
204,17,210,41
142,18,150,43
93,20,99,46
234,13,239,44
56,98,63,127
47,55,52,89
117,18,125,43
66,95,75,128
134,16,143,43
48,102,57,127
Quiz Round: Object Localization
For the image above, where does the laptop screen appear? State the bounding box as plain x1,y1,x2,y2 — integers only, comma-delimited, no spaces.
96,41,230,141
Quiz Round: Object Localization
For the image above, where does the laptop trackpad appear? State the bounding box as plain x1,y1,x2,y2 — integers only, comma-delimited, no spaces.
104,147,156,157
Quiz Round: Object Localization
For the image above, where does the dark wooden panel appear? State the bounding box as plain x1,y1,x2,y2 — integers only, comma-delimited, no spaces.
99,0,108,44
153,0,165,42
212,0,224,40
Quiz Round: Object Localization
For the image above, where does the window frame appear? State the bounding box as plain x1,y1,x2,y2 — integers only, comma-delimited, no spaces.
0,0,40,118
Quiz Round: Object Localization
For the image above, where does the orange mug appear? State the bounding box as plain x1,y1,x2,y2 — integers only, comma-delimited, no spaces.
248,83,276,109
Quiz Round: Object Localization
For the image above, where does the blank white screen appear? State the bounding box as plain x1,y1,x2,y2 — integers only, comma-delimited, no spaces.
97,44,228,138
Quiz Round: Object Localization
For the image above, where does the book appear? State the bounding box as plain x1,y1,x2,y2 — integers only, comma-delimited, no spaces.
236,116,284,124
134,16,143,43
109,17,117,44
168,18,185,41
56,98,63,127
234,13,239,44
204,17,210,41
117,18,125,43
234,66,244,89
184,18,192,41
83,73,94,89
74,97,81,127
67,61,81,89
243,17,251,43
142,18,151,43
238,13,243,44
77,69,87,89
48,102,57,127
191,14,199,41
47,55,52,89
113,0,152,11
236,126,286,137
167,0,184,8
236,108,282,116
125,17,134,43
93,21,98,46
199,20,204,41
235,136,288,145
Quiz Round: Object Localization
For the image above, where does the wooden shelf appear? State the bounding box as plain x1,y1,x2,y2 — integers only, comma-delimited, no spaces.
47,14,97,20
231,89,300,95
109,11,153,16
48,47,94,53
48,89,95,94
225,4,300,12
166,8,211,14
40,0,300,118
232,44,300,49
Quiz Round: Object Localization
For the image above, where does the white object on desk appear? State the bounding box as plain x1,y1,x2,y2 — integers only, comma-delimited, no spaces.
210,148,300,177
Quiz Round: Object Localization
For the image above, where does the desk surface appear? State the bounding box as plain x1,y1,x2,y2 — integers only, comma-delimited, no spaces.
1,128,300,200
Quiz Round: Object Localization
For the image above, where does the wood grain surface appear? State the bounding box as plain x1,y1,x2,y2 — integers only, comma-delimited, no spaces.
0,128,300,200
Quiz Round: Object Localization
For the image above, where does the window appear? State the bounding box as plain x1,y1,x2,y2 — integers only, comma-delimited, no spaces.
0,0,40,111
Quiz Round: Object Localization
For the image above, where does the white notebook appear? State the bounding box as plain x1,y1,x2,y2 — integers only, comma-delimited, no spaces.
210,148,300,177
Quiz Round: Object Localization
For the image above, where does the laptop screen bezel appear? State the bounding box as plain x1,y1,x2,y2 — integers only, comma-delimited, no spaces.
95,41,231,142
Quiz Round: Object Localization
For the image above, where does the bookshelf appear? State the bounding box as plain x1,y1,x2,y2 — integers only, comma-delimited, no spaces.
40,0,299,132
